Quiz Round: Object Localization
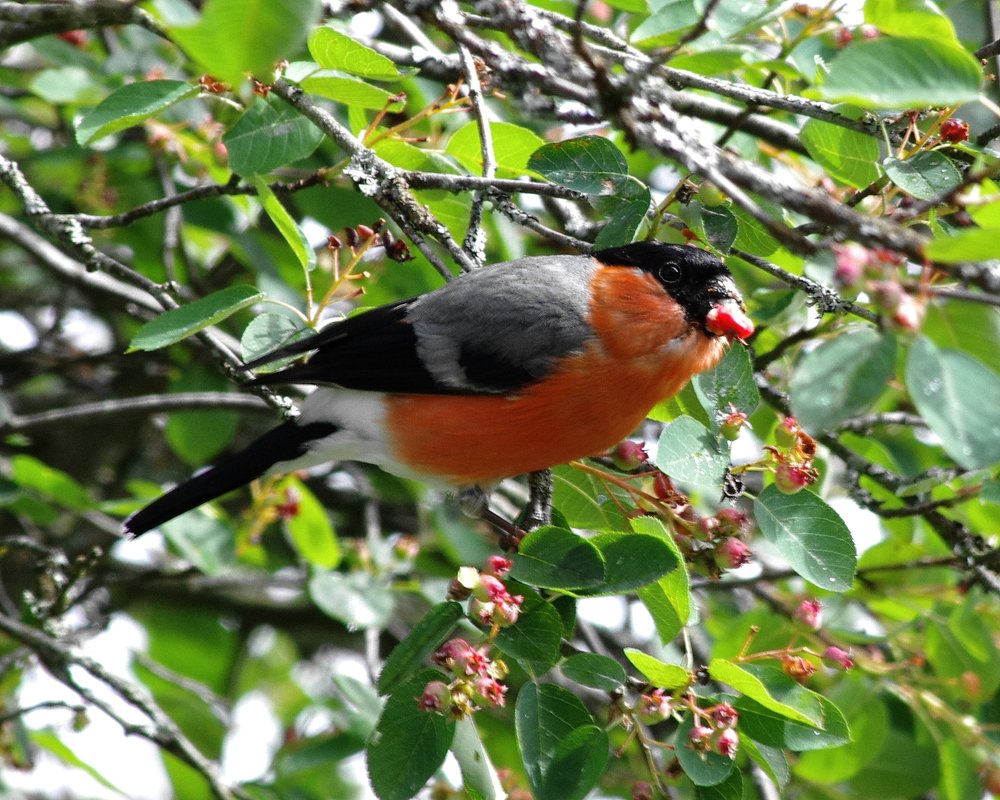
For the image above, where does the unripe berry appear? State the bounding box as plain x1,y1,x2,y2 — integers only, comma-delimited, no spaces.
720,408,748,441
775,417,800,448
715,507,752,538
611,439,648,471
774,462,815,494
418,681,451,713
715,537,752,570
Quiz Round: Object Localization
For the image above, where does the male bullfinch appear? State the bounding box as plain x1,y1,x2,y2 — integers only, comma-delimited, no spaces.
123,241,753,537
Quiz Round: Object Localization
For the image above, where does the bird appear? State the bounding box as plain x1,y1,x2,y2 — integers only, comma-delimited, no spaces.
122,241,754,537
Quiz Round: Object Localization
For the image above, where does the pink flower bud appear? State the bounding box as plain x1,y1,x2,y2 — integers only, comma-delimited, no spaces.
715,728,740,758
712,703,738,727
417,681,451,713
823,646,855,670
484,555,513,577
795,599,824,631
612,440,648,471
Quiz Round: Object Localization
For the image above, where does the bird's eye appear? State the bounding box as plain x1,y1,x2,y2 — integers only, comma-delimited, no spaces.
658,263,681,284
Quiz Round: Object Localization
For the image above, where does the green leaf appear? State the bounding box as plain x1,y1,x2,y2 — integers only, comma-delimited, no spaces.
883,151,962,200
162,511,235,575
494,598,563,667
799,119,880,189
170,0,321,86
224,96,324,176
579,532,679,595
10,455,93,511
367,671,455,800
538,725,608,800
377,602,464,694
165,366,237,466
510,526,606,590
527,135,628,195
32,730,126,795
446,122,545,177
694,344,760,431
593,180,652,249
754,486,857,591
938,738,981,800
794,698,885,779
633,516,691,643
924,226,1000,262
240,313,304,367
675,712,735,786
309,570,394,629
864,0,959,43
819,37,982,109
515,682,603,800
301,74,405,110
632,0,701,44
906,336,1000,468
282,477,340,569
624,649,691,689
789,328,896,433
76,80,198,145
708,660,823,727
550,465,633,531
452,717,504,800
655,415,729,492
701,205,739,253
731,204,780,256
29,67,104,105
846,717,939,797
308,27,401,80
695,767,743,800
561,653,627,691
128,285,263,351
256,180,315,270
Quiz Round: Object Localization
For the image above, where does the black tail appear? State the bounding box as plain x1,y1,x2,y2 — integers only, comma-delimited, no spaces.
122,420,338,537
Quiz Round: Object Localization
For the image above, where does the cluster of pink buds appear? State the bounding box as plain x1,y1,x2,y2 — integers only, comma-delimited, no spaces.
636,688,673,724
449,555,524,628
831,242,925,331
419,638,510,719
687,702,741,759
768,417,819,495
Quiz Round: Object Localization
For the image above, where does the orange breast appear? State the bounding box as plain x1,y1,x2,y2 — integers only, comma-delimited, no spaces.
385,267,728,485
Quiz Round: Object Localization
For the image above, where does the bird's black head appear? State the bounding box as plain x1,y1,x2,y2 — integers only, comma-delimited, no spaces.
594,241,746,335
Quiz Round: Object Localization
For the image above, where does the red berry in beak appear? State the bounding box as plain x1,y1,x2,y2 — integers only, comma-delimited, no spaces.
706,300,754,341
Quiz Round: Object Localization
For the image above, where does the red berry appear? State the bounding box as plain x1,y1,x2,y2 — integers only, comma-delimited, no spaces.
58,30,87,47
834,27,853,47
705,301,755,341
715,508,752,538
939,118,970,143
712,702,738,727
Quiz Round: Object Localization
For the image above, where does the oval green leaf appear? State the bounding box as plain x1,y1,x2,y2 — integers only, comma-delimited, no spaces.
527,135,629,195
308,26,401,80
494,598,563,667
128,285,263,352
76,80,198,145
282,477,340,569
367,670,455,800
625,648,691,690
577,532,679,595
819,37,982,109
224,96,324,176
655,415,729,492
561,653,627,691
301,74,406,110
538,725,608,800
510,526,606,590
906,336,1000,468
800,119,880,189
789,328,896,432
709,659,823,727
694,343,761,430
754,485,857,591
446,121,545,177
377,601,464,694
883,151,962,200
924,227,1000,262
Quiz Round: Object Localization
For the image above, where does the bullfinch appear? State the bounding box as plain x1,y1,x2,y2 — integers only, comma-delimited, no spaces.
122,241,753,537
